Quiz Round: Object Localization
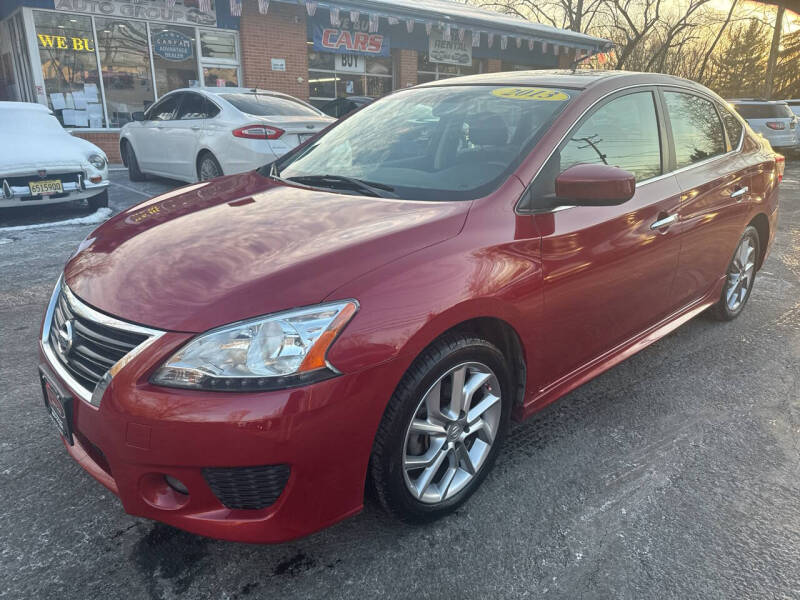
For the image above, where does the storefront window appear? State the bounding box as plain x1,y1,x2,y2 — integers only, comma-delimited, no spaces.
151,25,198,94
95,18,154,127
200,31,236,60
34,11,103,127
309,70,337,100
417,53,483,82
308,48,393,106
203,66,237,87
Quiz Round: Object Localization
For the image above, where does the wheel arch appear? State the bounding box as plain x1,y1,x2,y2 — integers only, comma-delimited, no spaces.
748,212,770,269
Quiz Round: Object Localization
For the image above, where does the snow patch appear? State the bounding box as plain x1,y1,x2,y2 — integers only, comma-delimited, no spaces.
0,208,112,232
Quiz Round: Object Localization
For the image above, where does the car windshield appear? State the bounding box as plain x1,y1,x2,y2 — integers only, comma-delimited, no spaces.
220,93,322,117
274,85,574,201
733,103,794,119
0,110,63,134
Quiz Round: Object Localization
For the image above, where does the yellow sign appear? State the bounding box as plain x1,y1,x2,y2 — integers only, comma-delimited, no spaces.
492,87,570,101
38,34,94,52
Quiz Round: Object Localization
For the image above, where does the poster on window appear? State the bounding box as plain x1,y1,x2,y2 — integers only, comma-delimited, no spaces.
335,53,365,73
152,30,194,61
428,29,472,66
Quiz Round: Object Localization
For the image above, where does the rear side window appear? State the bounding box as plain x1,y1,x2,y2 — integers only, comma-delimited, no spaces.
176,93,207,120
718,105,743,150
664,92,725,170
733,103,793,119
220,93,321,117
559,91,662,181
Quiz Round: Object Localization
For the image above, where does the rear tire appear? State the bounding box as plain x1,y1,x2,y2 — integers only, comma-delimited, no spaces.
370,334,513,523
709,225,760,321
124,142,146,182
197,153,223,181
87,190,108,210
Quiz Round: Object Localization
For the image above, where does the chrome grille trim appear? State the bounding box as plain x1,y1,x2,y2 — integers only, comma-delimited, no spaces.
41,277,165,406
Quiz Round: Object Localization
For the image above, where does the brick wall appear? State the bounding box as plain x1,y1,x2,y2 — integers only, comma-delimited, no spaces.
394,49,418,89
72,131,122,164
487,58,503,73
240,0,309,100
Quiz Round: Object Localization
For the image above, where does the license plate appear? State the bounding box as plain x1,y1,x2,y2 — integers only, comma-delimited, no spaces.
29,179,63,196
40,371,74,445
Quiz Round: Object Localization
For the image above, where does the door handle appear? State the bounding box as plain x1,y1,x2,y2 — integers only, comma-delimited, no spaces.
190,125,201,131
650,214,678,230
730,186,748,200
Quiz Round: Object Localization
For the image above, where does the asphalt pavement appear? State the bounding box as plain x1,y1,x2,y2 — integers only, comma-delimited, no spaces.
0,166,798,599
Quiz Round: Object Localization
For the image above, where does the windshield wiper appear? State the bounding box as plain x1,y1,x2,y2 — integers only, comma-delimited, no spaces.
285,174,396,198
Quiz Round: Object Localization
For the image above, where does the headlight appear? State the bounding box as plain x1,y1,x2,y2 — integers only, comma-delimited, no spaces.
88,154,106,170
151,301,358,391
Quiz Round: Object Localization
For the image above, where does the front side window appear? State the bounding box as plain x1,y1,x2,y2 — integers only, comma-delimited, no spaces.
560,91,662,181
34,11,102,128
95,18,154,127
148,94,180,121
275,85,574,201
665,92,725,169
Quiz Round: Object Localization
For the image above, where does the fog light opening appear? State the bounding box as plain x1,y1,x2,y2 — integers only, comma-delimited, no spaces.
165,475,189,495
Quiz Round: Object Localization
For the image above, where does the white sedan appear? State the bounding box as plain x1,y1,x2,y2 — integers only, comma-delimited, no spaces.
119,88,334,183
0,102,109,210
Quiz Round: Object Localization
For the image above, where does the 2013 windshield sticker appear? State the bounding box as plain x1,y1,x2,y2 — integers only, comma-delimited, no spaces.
492,88,570,101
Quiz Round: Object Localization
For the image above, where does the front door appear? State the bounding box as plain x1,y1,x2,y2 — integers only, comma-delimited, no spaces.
136,93,182,174
529,89,684,387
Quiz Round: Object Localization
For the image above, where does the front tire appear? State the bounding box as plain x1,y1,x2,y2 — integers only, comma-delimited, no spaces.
709,225,760,321
124,142,146,182
370,334,513,522
87,190,108,210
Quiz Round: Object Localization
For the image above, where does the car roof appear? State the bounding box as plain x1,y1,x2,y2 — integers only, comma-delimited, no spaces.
165,87,305,101
419,69,707,91
0,101,52,114
727,98,790,105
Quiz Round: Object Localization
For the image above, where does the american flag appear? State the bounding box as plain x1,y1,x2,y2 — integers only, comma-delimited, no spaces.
198,0,211,12
229,0,241,16
257,0,269,14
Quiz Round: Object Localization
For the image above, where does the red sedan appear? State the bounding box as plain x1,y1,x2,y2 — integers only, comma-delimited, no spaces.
39,71,782,543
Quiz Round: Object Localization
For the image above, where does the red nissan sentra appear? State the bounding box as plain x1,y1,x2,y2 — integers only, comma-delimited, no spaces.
39,71,782,543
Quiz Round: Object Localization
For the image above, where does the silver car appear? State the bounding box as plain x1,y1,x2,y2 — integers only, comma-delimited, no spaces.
728,99,798,152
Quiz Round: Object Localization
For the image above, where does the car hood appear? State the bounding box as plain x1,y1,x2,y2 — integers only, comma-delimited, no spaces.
65,171,470,332
0,132,98,174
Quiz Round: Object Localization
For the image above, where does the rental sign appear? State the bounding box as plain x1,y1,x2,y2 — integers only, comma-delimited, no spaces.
312,24,390,57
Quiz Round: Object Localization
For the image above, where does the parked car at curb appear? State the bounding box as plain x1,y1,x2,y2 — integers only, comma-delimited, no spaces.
728,99,799,153
119,87,334,183
0,102,109,210
319,96,374,118
40,71,782,543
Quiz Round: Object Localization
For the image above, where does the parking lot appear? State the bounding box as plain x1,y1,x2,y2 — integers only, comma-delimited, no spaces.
1,165,798,599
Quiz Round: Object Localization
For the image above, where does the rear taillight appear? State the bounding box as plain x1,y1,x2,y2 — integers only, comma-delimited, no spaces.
765,121,785,130
776,154,785,183
232,125,285,140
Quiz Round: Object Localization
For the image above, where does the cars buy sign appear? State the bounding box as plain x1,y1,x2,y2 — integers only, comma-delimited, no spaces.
312,25,390,57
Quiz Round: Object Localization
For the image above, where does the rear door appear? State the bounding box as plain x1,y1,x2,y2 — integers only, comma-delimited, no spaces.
529,88,684,385
664,90,754,305
171,91,208,180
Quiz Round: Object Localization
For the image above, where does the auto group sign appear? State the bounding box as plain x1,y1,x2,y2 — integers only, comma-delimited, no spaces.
312,14,390,57
54,0,216,27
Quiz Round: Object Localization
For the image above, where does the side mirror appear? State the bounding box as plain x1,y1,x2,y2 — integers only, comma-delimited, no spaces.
555,163,636,206
132,111,145,122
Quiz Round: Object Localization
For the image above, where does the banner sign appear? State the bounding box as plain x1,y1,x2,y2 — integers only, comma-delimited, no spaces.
54,0,216,27
312,14,390,57
152,30,194,61
428,29,472,66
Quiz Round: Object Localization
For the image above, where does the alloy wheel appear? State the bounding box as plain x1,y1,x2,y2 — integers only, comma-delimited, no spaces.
199,157,221,180
725,235,756,312
402,362,502,505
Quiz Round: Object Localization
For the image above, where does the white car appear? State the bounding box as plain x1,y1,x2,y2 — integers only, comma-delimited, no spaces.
0,102,109,210
728,99,799,152
119,88,334,183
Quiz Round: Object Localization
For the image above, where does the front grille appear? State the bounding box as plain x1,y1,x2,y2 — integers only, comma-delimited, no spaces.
47,288,150,393
203,465,290,510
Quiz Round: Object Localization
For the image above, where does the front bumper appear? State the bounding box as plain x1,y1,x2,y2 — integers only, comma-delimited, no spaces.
38,289,402,543
0,179,108,209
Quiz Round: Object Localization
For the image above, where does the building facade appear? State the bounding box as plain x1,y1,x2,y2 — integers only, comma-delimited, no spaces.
0,0,609,161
